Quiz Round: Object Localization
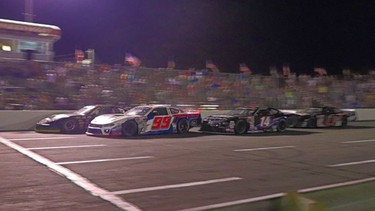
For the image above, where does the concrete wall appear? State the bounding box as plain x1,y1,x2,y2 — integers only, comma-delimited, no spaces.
0,110,68,131
0,109,374,131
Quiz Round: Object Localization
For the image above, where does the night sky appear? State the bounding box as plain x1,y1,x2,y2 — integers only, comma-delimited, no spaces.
1,0,375,75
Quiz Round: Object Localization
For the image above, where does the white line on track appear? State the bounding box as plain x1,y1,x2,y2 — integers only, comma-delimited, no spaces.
298,177,375,193
0,137,142,211
328,159,375,167
111,177,242,195
26,144,106,150
342,139,375,144
8,137,74,141
178,193,286,211
56,156,154,165
233,145,295,152
178,177,375,211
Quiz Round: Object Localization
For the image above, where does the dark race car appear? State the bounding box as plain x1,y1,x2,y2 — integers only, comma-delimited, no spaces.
86,104,202,137
35,105,126,133
200,107,289,135
286,106,356,128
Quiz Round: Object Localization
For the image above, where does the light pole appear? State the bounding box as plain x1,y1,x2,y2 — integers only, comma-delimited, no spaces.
24,0,34,22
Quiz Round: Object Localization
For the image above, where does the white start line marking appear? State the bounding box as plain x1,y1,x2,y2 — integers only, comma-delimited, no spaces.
26,144,106,150
56,156,154,165
111,177,242,195
342,139,375,144
9,137,74,141
233,145,295,152
328,159,375,167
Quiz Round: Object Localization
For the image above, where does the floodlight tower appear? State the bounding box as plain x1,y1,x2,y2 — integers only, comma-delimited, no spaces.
24,0,34,22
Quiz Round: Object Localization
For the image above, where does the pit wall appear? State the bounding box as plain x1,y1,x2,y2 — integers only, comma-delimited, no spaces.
0,109,374,131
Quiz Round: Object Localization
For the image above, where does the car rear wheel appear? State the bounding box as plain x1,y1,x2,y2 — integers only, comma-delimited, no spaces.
61,118,79,133
277,120,287,132
177,119,189,134
341,117,348,127
234,120,248,135
122,121,138,137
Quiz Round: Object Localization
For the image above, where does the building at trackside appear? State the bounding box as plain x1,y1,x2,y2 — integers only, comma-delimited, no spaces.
0,18,61,62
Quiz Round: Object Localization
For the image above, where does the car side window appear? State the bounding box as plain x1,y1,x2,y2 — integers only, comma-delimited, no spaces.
100,107,112,114
151,107,168,116
323,107,333,115
112,107,124,113
91,108,101,116
268,108,278,115
170,108,180,114
257,109,269,116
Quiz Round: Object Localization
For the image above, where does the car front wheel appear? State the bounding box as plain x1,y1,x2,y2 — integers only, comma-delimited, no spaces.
307,118,317,128
341,117,348,127
61,118,79,133
234,120,248,135
122,121,138,137
277,120,287,132
177,119,189,134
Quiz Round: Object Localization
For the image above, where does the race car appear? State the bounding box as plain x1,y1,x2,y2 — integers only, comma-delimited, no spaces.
85,105,202,137
35,105,126,133
200,107,289,135
286,106,356,128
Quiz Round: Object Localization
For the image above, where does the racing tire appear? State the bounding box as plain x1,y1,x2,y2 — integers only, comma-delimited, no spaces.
277,120,287,132
177,119,189,134
234,120,248,135
287,116,299,128
341,117,348,127
307,118,317,128
189,119,198,128
61,118,79,133
122,121,138,137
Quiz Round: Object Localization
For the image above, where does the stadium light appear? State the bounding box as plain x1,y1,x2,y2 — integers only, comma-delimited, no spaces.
24,0,34,22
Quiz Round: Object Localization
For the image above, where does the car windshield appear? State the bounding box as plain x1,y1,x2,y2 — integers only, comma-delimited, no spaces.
125,106,152,116
75,105,97,115
226,108,256,116
300,108,322,113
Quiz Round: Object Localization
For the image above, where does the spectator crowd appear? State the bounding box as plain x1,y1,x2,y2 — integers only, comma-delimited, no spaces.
0,60,374,110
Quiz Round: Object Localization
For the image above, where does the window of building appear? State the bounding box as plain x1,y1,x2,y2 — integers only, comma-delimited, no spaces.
18,40,46,54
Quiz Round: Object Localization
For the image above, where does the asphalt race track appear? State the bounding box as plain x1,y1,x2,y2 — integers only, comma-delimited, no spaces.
1,121,375,211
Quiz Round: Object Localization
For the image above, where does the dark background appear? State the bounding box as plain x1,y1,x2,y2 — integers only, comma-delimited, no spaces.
1,0,375,75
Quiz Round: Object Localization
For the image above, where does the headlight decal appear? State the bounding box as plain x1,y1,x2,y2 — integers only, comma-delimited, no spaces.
39,118,52,124
103,123,115,127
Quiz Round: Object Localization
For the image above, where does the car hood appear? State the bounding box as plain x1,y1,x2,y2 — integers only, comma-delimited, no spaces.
45,113,79,121
293,112,312,116
280,109,310,116
91,114,140,125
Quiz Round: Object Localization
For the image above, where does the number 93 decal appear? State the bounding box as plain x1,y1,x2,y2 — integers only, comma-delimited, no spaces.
151,116,173,130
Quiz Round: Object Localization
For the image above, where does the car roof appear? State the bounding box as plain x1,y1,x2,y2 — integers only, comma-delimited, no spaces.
235,106,258,109
136,104,175,109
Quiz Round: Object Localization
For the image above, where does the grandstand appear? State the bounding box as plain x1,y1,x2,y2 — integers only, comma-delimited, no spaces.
0,60,374,110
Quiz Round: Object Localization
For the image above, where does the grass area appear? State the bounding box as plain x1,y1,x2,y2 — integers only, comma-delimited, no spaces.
305,181,375,211
208,181,375,211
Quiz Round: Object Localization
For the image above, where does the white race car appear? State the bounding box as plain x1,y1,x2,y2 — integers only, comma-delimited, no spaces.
86,105,201,137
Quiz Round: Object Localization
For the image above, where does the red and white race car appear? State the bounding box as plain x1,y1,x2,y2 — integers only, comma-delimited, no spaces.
86,105,201,137
285,106,356,128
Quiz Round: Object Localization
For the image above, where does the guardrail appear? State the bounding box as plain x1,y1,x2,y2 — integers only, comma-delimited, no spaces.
0,109,374,131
